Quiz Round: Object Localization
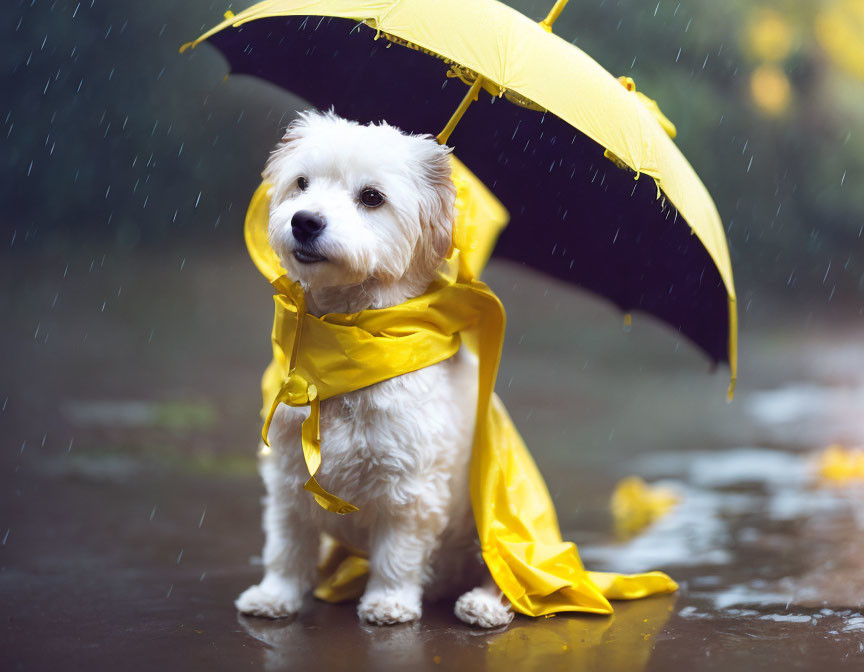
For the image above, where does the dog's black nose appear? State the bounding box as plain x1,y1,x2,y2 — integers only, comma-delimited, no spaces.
291,210,326,244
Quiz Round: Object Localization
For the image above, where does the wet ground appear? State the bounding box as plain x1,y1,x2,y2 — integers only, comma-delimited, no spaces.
2,250,864,670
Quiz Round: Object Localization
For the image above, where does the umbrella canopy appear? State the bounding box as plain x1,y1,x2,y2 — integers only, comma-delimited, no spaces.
182,0,737,395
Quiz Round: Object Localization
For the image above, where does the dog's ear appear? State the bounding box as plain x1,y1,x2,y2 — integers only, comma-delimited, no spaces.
416,140,456,268
261,129,300,182
262,124,302,182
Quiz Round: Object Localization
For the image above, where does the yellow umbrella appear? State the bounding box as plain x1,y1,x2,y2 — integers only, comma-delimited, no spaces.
183,0,737,393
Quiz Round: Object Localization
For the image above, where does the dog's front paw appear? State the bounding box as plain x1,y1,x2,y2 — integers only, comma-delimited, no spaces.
235,576,303,619
358,588,422,625
455,587,514,628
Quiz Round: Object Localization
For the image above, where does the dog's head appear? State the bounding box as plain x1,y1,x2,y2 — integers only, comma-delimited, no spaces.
263,111,455,291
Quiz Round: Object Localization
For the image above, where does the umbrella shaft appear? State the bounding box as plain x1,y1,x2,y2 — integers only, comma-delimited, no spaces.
436,75,485,145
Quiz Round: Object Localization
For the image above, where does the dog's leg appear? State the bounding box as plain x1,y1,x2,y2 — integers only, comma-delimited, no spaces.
236,452,317,618
454,577,514,628
357,513,437,625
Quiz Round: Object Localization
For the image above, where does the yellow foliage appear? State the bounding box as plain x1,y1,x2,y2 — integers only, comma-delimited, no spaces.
745,8,795,63
816,0,864,82
750,64,792,118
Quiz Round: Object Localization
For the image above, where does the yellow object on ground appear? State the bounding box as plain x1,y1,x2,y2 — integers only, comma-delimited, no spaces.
611,477,679,537
183,0,737,398
245,158,676,618
817,444,864,483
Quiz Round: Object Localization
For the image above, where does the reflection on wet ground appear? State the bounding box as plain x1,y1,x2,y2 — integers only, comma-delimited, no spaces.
235,595,677,671
2,252,864,670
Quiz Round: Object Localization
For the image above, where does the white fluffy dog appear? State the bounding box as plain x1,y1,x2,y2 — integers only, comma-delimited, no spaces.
235,111,514,628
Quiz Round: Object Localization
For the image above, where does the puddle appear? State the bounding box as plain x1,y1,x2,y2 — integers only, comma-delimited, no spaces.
746,382,864,444
696,583,794,610
582,483,739,570
62,399,216,432
39,453,153,483
583,444,864,614
685,448,810,489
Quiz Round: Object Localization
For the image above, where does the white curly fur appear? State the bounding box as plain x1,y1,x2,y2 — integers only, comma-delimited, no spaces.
235,111,513,628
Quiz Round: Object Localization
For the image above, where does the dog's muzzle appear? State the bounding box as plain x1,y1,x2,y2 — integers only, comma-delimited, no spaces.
291,210,326,245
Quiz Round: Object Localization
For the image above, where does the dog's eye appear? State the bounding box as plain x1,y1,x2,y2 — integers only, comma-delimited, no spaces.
360,188,384,208
297,176,308,192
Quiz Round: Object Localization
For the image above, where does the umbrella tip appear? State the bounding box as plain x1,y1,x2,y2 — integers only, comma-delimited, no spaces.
539,0,570,32
726,377,737,402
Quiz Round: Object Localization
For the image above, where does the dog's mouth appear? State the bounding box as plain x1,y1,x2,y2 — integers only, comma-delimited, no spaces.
292,248,328,264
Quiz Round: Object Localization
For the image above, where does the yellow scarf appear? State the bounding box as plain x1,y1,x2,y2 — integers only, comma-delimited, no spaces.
247,158,677,617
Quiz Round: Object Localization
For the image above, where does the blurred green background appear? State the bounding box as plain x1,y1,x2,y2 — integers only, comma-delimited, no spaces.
3,0,863,318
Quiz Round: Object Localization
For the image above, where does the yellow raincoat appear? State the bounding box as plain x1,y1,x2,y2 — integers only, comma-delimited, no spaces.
246,157,677,617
